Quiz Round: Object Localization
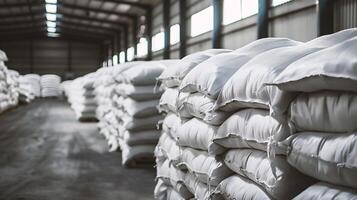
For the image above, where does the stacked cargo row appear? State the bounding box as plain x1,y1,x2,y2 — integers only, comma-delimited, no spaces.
94,61,177,166
154,28,357,199
63,73,97,121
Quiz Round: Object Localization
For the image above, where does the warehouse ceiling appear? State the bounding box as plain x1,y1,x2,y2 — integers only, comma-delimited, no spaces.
0,0,160,42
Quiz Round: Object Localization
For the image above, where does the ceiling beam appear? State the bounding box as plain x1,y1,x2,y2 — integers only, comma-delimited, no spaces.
59,2,138,19
92,0,152,9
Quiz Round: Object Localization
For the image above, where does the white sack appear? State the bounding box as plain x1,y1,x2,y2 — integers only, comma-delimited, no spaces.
177,118,217,151
212,109,290,155
115,84,163,101
184,172,212,200
289,90,357,133
225,149,315,199
212,175,272,200
180,38,301,99
156,159,193,199
286,132,357,189
121,114,163,131
159,87,179,113
121,98,159,118
162,113,182,140
293,182,357,200
119,62,166,86
216,29,357,113
157,49,232,87
155,133,181,164
177,92,230,125
177,147,233,186
119,141,155,166
123,130,160,146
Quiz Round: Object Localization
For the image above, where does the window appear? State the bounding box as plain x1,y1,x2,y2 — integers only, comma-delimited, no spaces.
127,47,134,61
223,0,242,25
271,0,292,6
152,32,165,52
170,24,180,45
223,0,258,25
190,6,213,37
119,51,125,63
107,59,113,66
112,55,118,65
137,38,148,57
241,0,258,18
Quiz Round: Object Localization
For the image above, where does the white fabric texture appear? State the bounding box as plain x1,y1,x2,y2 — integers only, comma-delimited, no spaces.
216,29,357,113
212,109,291,154
122,130,160,146
120,98,159,118
289,91,357,133
293,182,357,200
155,133,181,164
162,113,182,140
158,87,180,113
285,132,357,189
157,49,232,88
180,38,301,99
119,140,156,166
119,61,167,86
177,92,230,125
212,175,272,200
115,83,163,101
177,147,233,186
224,149,315,199
183,172,212,200
176,118,217,151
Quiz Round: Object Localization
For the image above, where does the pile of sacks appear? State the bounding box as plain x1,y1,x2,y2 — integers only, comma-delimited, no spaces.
41,74,61,97
95,61,177,166
94,63,141,153
20,74,41,97
154,28,357,199
155,49,234,199
65,73,97,121
0,50,19,113
18,75,36,104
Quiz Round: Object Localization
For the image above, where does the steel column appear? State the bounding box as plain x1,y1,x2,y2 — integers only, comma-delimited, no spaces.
163,0,171,59
212,0,223,48
179,0,187,58
258,0,269,39
318,0,334,36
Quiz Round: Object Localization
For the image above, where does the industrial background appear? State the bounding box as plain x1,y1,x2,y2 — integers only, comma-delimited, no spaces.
0,0,356,78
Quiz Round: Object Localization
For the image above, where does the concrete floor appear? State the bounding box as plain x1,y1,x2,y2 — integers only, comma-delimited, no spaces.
0,99,156,200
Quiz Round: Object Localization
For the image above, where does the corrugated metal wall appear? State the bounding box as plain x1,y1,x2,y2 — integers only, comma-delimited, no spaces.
334,0,357,31
0,38,101,78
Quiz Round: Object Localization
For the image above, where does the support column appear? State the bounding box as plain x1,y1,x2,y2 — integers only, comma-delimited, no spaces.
212,0,223,48
30,39,34,73
132,18,138,59
146,8,153,61
117,31,121,63
179,0,187,58
163,0,170,59
257,0,269,39
318,0,334,36
124,25,129,62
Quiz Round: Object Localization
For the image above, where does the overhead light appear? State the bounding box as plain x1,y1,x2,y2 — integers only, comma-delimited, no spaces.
47,27,56,33
47,33,60,37
46,21,56,28
46,13,57,21
45,0,57,3
45,4,57,13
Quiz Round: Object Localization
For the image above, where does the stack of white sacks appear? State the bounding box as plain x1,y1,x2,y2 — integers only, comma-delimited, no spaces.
155,49,235,199
65,73,97,121
95,62,142,153
154,28,357,199
18,75,36,103
21,74,41,97
41,74,61,97
112,61,179,166
0,50,20,113
267,32,357,199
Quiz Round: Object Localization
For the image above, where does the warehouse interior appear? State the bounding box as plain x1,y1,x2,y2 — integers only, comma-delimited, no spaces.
0,0,357,199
